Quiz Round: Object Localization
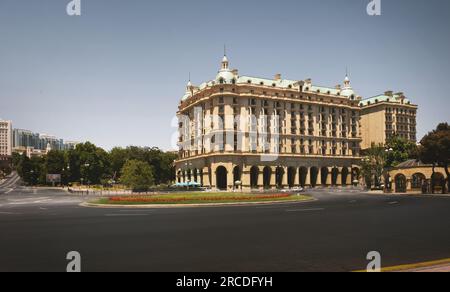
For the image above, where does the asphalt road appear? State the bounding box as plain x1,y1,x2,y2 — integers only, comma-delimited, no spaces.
0,181,449,272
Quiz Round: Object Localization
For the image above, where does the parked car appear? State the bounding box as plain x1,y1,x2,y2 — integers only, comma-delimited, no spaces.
281,187,305,193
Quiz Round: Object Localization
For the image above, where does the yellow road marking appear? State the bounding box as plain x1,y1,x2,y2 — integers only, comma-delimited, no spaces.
354,258,450,272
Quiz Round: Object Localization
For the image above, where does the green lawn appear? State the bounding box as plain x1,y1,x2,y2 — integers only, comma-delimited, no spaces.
92,192,312,205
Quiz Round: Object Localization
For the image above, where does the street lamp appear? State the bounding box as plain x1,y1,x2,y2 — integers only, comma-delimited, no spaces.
83,163,90,188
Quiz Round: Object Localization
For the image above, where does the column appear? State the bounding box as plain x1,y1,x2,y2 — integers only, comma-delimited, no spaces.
346,172,352,186
282,167,288,188
242,166,251,190
202,167,210,187
294,168,300,187
326,167,332,186
211,167,216,189
337,168,342,186
305,170,311,187
270,166,276,189
227,166,234,191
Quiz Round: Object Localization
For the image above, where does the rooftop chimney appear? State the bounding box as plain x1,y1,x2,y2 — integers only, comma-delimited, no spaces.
274,74,282,81
384,91,393,97
232,69,239,76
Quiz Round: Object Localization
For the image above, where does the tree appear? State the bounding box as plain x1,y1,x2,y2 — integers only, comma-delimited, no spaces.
120,160,155,192
385,135,418,168
109,147,128,181
361,143,386,189
419,123,450,193
75,142,111,185
16,155,44,185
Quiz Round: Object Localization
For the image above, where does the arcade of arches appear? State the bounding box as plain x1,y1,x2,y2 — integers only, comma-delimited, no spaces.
177,161,361,191
388,165,448,194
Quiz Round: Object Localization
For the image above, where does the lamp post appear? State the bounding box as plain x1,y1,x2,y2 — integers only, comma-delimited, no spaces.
185,162,193,190
84,163,90,188
384,148,394,191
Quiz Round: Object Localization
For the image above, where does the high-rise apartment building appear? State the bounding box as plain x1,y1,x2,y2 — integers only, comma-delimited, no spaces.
0,119,12,159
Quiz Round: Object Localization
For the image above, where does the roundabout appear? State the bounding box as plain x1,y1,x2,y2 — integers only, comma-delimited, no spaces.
82,192,314,208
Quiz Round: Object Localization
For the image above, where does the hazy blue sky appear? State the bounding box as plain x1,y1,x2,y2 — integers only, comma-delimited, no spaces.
1,0,449,150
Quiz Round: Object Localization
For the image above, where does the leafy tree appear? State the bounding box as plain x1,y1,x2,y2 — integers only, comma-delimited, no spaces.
13,142,177,187
75,142,111,185
360,143,386,189
385,135,419,168
419,123,450,193
120,160,154,192
16,155,44,185
109,147,128,181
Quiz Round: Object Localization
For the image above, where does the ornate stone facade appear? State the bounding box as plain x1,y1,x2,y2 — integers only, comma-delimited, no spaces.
175,55,363,190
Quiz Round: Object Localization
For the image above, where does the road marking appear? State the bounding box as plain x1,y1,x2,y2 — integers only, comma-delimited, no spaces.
33,199,53,204
105,214,151,217
388,201,399,205
286,208,324,212
119,210,155,212
354,258,450,272
349,200,357,203
0,211,21,215
9,197,50,202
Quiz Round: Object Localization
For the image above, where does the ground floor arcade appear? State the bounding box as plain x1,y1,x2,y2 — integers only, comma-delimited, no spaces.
176,155,361,191
387,163,448,194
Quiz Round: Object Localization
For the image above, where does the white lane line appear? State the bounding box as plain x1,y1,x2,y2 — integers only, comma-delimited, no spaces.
0,212,21,215
8,197,50,202
388,201,399,205
349,200,357,203
119,210,155,212
33,199,53,203
105,214,151,217
286,208,325,212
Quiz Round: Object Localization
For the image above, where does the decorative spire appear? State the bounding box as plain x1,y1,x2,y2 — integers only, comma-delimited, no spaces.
344,67,350,86
186,72,192,88
221,45,229,71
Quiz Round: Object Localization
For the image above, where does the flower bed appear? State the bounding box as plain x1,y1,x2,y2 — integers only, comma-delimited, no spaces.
108,193,292,204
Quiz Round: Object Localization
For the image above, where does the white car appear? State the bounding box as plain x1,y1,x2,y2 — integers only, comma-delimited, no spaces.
281,187,305,193
291,187,305,193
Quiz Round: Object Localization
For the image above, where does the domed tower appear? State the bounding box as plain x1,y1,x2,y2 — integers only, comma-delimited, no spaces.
341,73,356,98
216,52,236,84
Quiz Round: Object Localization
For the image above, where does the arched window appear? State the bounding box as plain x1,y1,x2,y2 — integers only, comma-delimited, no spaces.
411,173,425,190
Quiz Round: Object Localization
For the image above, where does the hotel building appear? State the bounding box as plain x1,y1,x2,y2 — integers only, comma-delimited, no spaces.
175,55,365,190
175,55,418,190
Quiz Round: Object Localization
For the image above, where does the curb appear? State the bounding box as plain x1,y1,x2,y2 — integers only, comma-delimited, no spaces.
80,197,317,209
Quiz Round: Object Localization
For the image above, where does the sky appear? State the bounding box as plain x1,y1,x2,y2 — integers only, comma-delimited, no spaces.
1,0,449,150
